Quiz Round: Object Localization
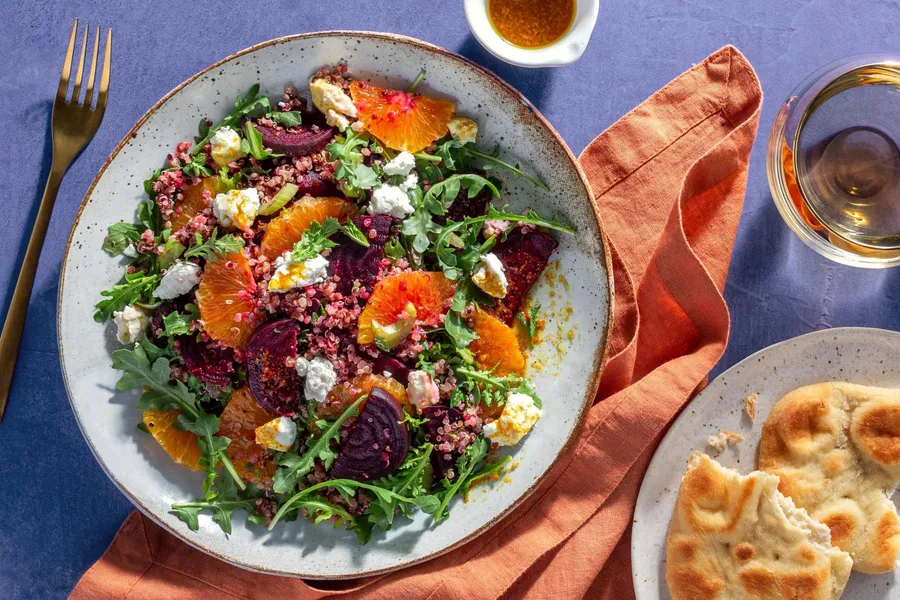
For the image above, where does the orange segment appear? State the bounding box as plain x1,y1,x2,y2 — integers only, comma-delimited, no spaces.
196,251,258,349
143,409,203,471
350,81,455,153
357,272,455,345
260,196,356,261
319,373,410,419
170,178,217,232
470,310,525,376
218,386,277,484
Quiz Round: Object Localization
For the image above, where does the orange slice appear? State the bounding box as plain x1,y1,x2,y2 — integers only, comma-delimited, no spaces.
357,272,455,345
260,196,356,261
319,373,410,419
170,178,217,232
143,409,203,471
349,81,455,153
218,386,277,484
470,310,525,376
196,251,258,349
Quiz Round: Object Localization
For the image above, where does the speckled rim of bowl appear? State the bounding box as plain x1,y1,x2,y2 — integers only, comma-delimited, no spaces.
57,30,614,578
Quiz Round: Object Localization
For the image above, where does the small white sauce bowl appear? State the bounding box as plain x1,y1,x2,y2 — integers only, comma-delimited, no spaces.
464,0,600,68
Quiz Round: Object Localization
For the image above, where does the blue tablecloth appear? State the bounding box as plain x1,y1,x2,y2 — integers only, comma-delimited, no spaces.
4,1,900,597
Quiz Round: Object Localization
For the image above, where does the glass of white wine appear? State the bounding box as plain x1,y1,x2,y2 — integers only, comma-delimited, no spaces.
768,55,900,268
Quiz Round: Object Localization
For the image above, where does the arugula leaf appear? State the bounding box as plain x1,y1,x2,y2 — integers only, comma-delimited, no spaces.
177,412,245,500
94,271,160,322
183,228,244,261
421,174,498,218
342,220,371,248
351,164,379,190
272,395,365,494
464,455,512,497
444,285,478,349
137,199,162,235
111,342,246,492
171,497,258,535
162,304,199,338
242,120,283,161
266,110,302,127
516,304,541,347
455,366,543,408
102,222,143,256
214,166,244,194
429,139,549,190
327,131,377,198
434,206,575,280
192,84,271,153
366,444,434,529
433,436,490,523
384,238,406,260
269,478,438,537
182,152,214,179
289,217,342,263
401,208,441,254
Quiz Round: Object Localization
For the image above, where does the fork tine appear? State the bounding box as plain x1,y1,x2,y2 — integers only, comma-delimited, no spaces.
71,23,88,104
57,19,78,101
83,26,100,107
97,28,112,110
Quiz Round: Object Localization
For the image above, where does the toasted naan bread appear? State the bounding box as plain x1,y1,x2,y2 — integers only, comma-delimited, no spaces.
666,453,852,600
759,382,900,574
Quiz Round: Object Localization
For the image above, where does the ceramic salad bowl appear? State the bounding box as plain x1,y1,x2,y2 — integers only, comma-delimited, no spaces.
58,31,611,578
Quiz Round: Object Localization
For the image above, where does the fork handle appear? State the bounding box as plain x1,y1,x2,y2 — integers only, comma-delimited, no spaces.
0,164,65,422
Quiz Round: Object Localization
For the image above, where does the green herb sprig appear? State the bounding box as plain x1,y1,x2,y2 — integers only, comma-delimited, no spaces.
111,341,246,495
94,271,160,323
272,395,365,494
435,206,575,279
289,217,342,263
193,84,271,153
455,366,542,409
183,228,245,261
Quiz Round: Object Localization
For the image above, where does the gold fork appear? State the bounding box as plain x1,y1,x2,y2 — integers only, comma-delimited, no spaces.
0,20,111,422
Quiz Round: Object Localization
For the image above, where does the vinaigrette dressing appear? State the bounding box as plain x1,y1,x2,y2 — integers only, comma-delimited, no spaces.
487,0,575,49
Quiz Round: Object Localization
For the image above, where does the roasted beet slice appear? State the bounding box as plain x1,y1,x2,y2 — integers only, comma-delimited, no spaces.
328,215,392,294
245,319,302,414
373,354,411,386
437,186,492,225
177,336,235,386
329,387,409,481
422,405,465,481
490,229,558,324
253,123,334,157
294,170,340,198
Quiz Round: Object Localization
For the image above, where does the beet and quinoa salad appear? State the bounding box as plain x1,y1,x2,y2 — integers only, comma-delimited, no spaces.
95,64,574,541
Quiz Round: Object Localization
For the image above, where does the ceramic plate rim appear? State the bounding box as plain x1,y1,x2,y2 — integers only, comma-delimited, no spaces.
631,326,900,598
57,30,613,578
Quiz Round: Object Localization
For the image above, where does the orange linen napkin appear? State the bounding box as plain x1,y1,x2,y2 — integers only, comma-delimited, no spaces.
71,45,761,600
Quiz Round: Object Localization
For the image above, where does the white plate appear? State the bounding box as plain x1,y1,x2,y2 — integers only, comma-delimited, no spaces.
633,327,900,599
58,32,611,578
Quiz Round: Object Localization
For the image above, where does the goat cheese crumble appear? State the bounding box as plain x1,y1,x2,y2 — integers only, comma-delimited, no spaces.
154,261,201,300
471,253,508,298
295,356,337,403
309,79,357,130
213,188,260,231
448,117,478,145
255,416,298,452
406,370,440,411
483,392,542,447
268,252,329,293
112,305,149,344
210,126,247,166
368,184,414,218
